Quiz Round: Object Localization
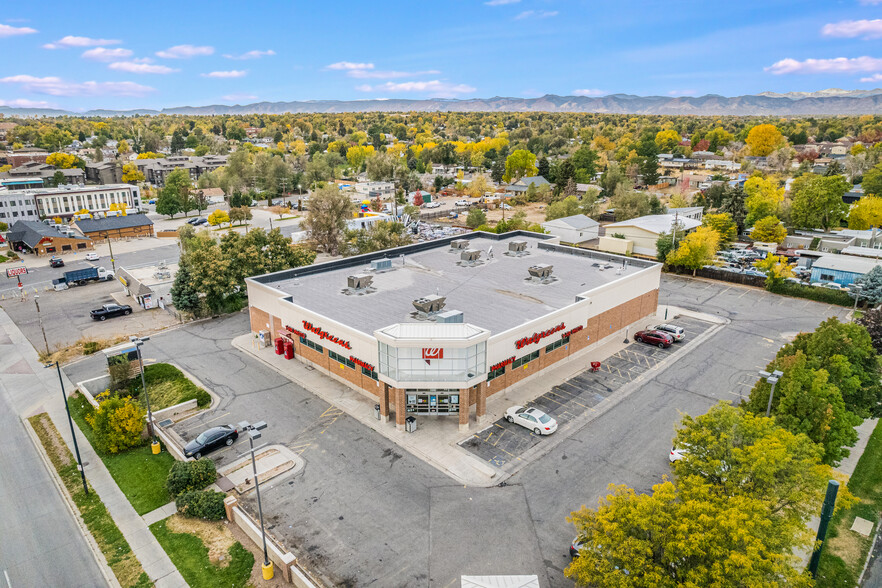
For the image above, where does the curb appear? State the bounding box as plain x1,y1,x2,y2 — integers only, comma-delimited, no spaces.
21,415,121,588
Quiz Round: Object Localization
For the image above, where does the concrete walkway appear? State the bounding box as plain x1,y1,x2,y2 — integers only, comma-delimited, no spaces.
234,305,725,487
0,310,188,588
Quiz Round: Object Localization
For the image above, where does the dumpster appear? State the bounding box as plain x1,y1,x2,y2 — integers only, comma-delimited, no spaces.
274,337,285,355
284,340,294,360
405,416,416,433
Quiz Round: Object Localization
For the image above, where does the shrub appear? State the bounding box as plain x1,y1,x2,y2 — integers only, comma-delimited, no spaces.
85,396,146,454
767,280,853,306
82,341,100,355
175,489,226,520
166,458,217,498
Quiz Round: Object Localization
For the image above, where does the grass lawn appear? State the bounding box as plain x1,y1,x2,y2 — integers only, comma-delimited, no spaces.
69,393,176,515
150,518,253,588
815,419,882,586
29,413,152,588
129,363,211,410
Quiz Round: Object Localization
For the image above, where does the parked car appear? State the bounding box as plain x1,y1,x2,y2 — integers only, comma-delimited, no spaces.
653,324,685,341
49,256,64,268
633,330,674,348
812,281,845,291
183,425,239,459
192,217,208,226
186,217,200,225
501,203,513,210
669,446,688,462
423,201,442,209
570,537,584,558
504,406,558,435
454,199,471,207
85,252,99,261
90,304,132,321
742,269,766,278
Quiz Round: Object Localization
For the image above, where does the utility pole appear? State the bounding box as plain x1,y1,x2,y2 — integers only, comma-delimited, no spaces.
671,212,680,249
279,178,288,207
34,295,50,357
106,239,116,274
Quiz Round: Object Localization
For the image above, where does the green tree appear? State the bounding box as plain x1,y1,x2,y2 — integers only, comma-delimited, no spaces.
166,459,217,498
655,228,686,264
789,173,850,230
170,129,185,153
599,162,626,197
609,183,653,221
744,176,783,227
852,265,882,305
302,184,353,254
745,352,860,465
183,232,235,314
666,226,720,274
701,213,736,245
571,144,598,182
750,215,787,243
503,149,538,183
343,221,412,256
170,259,201,315
229,205,252,226
863,163,882,196
537,156,550,179
157,168,191,218
856,306,882,354
466,207,487,229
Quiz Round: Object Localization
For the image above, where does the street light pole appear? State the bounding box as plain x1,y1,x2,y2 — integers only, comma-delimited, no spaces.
853,285,863,313
131,336,159,453
759,370,784,417
34,295,50,357
48,361,88,495
808,480,841,578
244,425,274,580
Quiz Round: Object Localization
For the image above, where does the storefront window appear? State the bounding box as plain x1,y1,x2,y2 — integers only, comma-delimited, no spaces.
379,341,486,383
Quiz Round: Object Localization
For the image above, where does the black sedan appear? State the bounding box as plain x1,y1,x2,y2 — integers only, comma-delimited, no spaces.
49,257,65,268
184,425,239,459
90,304,133,321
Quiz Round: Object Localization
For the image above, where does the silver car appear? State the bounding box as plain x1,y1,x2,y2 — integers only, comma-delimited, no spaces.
653,324,685,341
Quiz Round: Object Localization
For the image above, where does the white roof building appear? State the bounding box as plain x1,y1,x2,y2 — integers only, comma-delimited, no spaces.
604,214,702,257
541,214,600,244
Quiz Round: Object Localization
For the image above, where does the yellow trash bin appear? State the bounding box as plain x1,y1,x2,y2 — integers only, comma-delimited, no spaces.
151,441,161,455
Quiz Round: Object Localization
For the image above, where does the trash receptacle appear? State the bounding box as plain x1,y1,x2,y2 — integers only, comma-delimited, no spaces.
405,416,416,433
374,404,381,420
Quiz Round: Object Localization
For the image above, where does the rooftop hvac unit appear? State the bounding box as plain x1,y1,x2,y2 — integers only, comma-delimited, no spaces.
461,249,482,262
436,310,464,323
412,294,446,314
347,273,373,290
371,258,392,271
450,239,470,249
528,264,554,279
509,240,527,252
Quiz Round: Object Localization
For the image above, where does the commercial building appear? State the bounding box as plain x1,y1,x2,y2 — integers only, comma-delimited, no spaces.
603,214,702,257
0,190,40,221
810,253,882,286
72,215,155,241
6,220,93,256
246,232,661,430
117,262,177,309
29,184,141,219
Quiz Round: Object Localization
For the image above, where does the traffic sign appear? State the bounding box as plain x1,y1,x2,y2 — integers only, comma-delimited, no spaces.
6,266,27,278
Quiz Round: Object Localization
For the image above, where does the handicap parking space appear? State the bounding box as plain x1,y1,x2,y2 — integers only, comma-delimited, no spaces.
458,315,714,467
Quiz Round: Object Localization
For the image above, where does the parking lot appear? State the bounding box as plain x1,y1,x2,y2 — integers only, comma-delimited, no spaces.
459,315,714,468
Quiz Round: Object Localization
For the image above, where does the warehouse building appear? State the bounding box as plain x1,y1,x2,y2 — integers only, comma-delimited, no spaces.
73,215,155,242
246,232,661,430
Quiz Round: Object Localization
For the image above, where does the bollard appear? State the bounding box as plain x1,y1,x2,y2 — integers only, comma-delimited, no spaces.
262,561,274,580
151,440,161,455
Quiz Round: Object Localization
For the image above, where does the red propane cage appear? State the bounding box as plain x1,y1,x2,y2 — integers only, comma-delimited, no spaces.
284,340,294,360
274,337,285,355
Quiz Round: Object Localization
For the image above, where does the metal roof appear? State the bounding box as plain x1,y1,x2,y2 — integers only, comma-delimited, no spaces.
6,220,88,248
541,214,599,230
813,253,882,274
74,215,154,233
605,214,702,234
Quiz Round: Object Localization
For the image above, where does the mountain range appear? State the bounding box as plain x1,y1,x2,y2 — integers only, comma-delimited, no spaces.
5,89,882,117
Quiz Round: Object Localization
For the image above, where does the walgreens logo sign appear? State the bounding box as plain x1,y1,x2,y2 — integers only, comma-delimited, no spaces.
302,320,352,350
515,322,566,349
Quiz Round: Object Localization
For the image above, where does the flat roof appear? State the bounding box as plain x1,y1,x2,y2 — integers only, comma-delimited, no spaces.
814,253,882,274
255,233,655,336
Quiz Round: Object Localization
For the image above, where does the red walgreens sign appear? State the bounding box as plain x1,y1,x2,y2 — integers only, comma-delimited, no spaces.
422,348,443,364
302,320,352,350
6,266,28,278
515,322,566,349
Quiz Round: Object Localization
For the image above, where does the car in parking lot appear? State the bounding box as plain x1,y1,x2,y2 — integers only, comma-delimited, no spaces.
90,304,132,321
742,269,766,278
653,324,685,341
812,281,845,291
504,406,558,435
454,199,471,207
633,329,674,348
422,201,442,209
49,256,64,268
85,252,99,261
183,424,239,459
669,446,688,462
570,537,584,558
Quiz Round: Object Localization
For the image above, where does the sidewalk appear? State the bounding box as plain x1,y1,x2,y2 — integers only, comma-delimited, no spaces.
0,309,187,588
233,305,726,487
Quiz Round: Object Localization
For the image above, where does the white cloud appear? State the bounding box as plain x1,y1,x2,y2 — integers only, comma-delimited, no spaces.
0,24,37,37
514,10,558,20
223,49,275,60
0,75,154,97
155,44,214,59
822,19,882,39
348,69,440,79
668,89,696,96
357,80,476,97
201,70,247,78
222,93,258,102
766,56,882,74
326,61,374,71
43,35,119,49
573,88,606,96
860,73,882,82
81,47,133,61
485,0,520,5
0,98,55,108
109,60,178,74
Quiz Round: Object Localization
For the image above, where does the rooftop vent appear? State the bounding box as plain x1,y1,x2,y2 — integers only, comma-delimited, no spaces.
509,240,527,252
347,274,373,290
370,258,392,271
436,310,464,324
412,294,446,316
526,263,556,284
461,249,481,262
450,239,470,250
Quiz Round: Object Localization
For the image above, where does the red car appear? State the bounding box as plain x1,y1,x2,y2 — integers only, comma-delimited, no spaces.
634,330,674,348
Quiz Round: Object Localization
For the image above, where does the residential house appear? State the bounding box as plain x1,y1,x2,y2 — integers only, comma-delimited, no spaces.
603,214,702,257
666,206,704,222
508,176,551,194
540,214,599,244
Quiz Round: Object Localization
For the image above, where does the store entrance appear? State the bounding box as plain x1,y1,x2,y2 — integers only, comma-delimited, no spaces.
405,390,460,415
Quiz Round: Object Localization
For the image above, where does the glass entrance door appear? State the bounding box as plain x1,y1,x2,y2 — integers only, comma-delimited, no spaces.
405,390,460,414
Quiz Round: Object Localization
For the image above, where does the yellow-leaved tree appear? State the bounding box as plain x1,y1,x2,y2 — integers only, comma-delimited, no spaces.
117,139,129,154
746,124,785,156
751,216,787,243
744,175,784,226
108,202,127,216
85,396,146,454
467,174,492,198
753,254,795,287
46,152,81,169
207,209,230,226
848,195,882,230
666,226,721,274
122,163,145,184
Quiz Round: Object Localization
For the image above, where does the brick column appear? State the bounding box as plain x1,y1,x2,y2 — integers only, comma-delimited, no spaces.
475,384,487,424
379,384,390,423
458,387,471,431
395,388,406,431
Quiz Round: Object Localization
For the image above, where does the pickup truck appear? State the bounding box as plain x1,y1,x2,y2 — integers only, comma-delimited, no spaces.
56,266,115,289
90,304,132,321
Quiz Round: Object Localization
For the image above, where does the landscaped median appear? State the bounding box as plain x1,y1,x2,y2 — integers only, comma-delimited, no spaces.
815,419,882,586
27,413,152,588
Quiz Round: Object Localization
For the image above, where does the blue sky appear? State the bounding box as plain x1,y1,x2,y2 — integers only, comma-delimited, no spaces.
3,0,882,110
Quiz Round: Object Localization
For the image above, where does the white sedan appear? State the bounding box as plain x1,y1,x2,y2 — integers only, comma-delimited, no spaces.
505,406,558,435
422,201,442,209
85,252,100,261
